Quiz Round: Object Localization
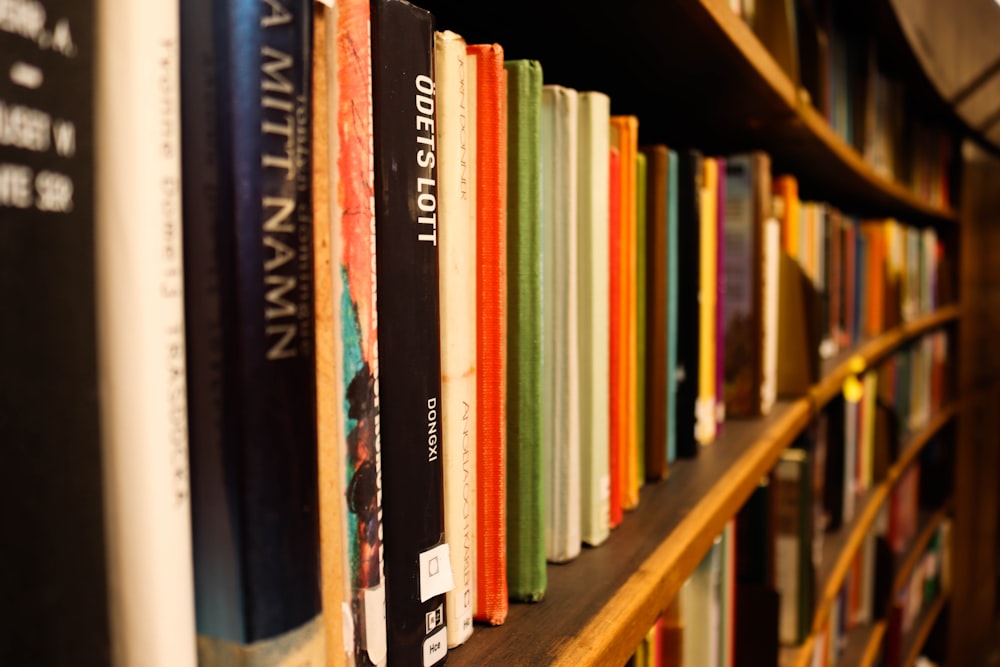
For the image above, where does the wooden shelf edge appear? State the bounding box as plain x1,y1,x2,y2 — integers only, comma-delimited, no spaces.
809,305,961,410
902,594,948,667
554,402,813,667
806,402,958,640
892,504,953,599
862,621,889,667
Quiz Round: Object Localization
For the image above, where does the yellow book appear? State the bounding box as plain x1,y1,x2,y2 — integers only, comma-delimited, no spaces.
696,158,718,445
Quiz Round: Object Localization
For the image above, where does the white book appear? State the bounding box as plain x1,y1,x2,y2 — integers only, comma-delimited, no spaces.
95,0,197,664
541,85,581,563
577,91,611,547
434,30,476,648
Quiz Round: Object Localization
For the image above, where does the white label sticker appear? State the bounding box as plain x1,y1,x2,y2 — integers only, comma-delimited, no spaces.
364,584,387,665
422,626,448,666
418,543,455,602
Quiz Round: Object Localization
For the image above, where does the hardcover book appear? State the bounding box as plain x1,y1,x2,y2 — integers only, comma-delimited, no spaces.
321,1,387,663
3,2,113,663
504,58,546,601
667,150,680,462
182,0,324,663
435,29,476,647
371,1,449,662
608,144,625,527
541,84,581,564
696,158,718,445
578,91,611,546
467,41,509,625
676,151,703,458
635,150,648,481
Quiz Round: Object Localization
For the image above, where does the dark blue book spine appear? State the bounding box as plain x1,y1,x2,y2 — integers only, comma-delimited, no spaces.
675,151,702,459
183,0,322,658
371,0,448,664
1,2,111,664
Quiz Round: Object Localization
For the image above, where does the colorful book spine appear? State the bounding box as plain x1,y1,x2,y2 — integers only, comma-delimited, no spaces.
96,0,198,662
434,29,476,648
183,0,323,662
696,158,718,446
467,42,509,625
322,0,387,663
608,144,624,526
578,91,611,546
371,1,448,662
636,150,648,482
3,2,113,662
504,58,546,601
541,84,581,564
667,150,680,462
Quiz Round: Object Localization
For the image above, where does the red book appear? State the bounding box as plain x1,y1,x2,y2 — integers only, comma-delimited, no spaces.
609,146,623,529
468,43,509,625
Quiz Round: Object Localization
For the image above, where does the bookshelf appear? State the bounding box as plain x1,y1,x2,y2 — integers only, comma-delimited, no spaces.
416,0,971,665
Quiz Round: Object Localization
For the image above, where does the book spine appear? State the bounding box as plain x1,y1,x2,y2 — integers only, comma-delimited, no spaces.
635,150,648,482
578,92,611,546
696,158,718,445
541,85,581,564
184,0,323,661
371,1,448,662
1,2,114,663
608,145,624,525
675,151,702,458
641,145,668,481
504,58,546,601
435,29,476,648
715,157,726,432
666,150,679,464
96,0,197,662
468,42,508,625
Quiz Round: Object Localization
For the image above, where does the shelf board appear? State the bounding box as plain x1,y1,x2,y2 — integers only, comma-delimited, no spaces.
840,619,887,667
902,594,948,667
784,402,958,667
892,505,952,599
419,0,957,225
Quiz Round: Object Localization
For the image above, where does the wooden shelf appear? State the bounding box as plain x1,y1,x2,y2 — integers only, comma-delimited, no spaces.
902,594,948,667
840,619,887,667
419,0,958,226
893,506,952,599
784,402,959,667
449,309,959,667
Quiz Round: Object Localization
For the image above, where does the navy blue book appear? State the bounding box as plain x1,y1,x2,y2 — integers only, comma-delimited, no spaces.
181,0,323,663
1,2,111,664
371,0,449,665
675,151,703,459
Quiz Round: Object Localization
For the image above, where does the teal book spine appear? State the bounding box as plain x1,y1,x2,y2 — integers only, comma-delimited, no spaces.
505,59,546,601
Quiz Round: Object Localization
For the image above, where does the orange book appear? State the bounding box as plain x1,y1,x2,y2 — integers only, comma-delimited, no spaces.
608,145,623,529
773,175,800,259
611,115,640,511
864,223,886,337
468,43,508,625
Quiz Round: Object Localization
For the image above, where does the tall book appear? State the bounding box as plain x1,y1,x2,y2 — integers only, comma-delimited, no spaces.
467,42,509,625
434,29,476,647
504,58,546,600
715,157,727,434
641,145,670,481
541,84,581,563
722,153,770,419
608,145,625,527
321,1,387,663
635,150,649,482
96,0,198,663
774,447,813,646
610,115,640,509
578,91,611,546
696,158,719,445
371,1,449,663
667,150,680,462
182,0,323,663
2,3,112,663
675,151,703,458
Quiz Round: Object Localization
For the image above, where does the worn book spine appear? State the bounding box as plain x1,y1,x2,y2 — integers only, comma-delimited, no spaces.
96,0,198,662
434,29,476,648
541,84,581,564
504,58,546,601
1,2,114,664
696,158,718,446
577,91,611,546
467,42,509,625
183,0,323,663
371,0,448,663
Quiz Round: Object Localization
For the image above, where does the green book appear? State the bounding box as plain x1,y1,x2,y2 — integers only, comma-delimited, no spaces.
635,151,647,484
505,59,546,601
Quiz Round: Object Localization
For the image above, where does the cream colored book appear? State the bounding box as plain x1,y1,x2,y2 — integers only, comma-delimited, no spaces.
761,217,781,415
434,30,476,648
95,0,197,663
541,85,581,563
577,91,611,547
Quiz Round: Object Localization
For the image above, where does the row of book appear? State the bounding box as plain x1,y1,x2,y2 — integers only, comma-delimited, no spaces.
732,0,954,209
623,346,954,667
4,0,958,665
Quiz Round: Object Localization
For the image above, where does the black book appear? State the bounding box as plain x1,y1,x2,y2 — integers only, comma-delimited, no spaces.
675,150,703,458
181,0,322,660
371,1,448,664
1,3,111,664
823,395,847,532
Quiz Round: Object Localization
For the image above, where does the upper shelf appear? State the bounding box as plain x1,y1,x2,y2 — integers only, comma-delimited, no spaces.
448,306,960,667
420,0,958,225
